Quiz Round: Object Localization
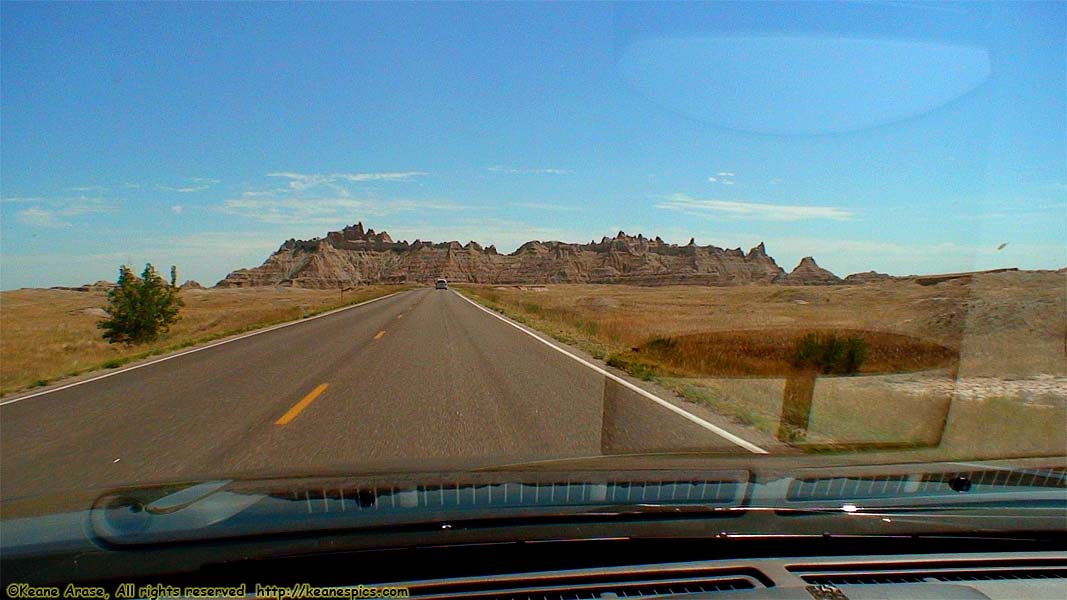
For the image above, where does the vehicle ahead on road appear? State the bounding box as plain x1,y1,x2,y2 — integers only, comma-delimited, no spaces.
435,278,448,290
3,455,1064,597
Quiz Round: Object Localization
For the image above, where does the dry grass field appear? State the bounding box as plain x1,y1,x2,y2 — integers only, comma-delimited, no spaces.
464,271,1066,376
0,285,403,396
462,270,1067,456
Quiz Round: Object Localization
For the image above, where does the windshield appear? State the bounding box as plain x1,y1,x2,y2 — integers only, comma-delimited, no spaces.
1,0,1064,540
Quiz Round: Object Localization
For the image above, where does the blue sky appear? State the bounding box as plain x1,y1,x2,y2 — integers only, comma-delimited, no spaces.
2,1,1064,289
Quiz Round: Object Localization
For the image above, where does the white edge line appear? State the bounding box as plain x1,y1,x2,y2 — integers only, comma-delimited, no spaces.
453,290,769,455
0,291,403,407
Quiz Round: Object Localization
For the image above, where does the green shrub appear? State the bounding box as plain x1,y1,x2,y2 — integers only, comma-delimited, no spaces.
98,264,184,345
791,333,867,374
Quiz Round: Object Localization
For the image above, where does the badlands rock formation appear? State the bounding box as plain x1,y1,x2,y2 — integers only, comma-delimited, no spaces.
216,222,846,288
779,256,842,285
844,270,894,284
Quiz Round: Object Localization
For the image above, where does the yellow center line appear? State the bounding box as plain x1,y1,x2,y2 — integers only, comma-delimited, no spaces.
374,330,386,340
275,383,329,425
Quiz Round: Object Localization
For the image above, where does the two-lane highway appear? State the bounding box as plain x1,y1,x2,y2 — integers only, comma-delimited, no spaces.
1,288,760,504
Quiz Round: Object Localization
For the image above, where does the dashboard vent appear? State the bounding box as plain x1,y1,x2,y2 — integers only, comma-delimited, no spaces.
407,574,761,599
804,574,928,585
936,569,1067,581
791,558,1067,586
922,468,1067,490
787,467,1066,501
788,475,912,501
273,477,747,515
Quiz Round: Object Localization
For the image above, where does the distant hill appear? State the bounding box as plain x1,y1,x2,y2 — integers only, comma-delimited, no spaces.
215,221,850,288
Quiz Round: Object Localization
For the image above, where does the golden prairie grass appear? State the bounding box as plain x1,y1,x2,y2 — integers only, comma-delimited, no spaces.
464,271,1066,378
0,285,404,396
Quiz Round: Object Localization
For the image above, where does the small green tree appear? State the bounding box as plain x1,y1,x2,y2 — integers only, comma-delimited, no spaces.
98,264,184,345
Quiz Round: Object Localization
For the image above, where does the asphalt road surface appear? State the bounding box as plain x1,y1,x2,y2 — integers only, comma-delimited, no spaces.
0,288,762,504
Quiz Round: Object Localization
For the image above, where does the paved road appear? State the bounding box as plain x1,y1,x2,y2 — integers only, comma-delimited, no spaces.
0,289,756,504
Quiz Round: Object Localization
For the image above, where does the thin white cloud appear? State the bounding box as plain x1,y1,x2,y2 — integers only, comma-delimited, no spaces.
511,202,582,211
15,207,71,228
159,185,211,193
14,197,118,228
707,177,718,183
67,198,119,215
656,193,853,221
486,166,571,175
171,205,184,215
342,172,427,181
717,172,735,177
267,171,428,191
158,177,220,193
217,196,476,225
240,189,290,198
